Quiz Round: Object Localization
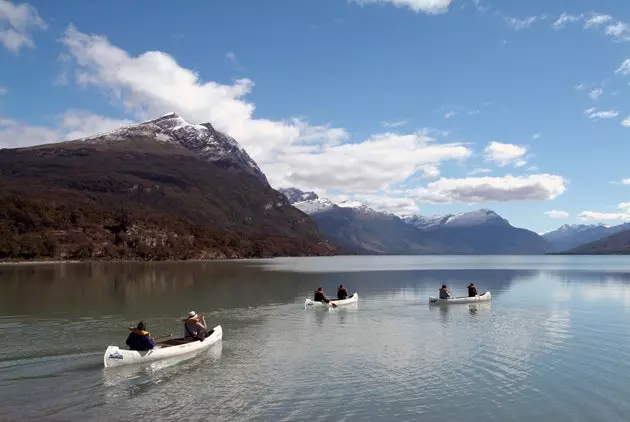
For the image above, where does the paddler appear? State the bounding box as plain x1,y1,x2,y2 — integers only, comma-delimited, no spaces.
337,284,349,300
439,285,451,300
314,287,331,303
125,321,156,351
183,311,208,340
467,283,478,297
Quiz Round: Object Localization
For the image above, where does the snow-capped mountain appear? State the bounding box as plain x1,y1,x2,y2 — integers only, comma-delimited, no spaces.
402,209,509,230
278,188,336,214
543,223,630,252
82,112,267,183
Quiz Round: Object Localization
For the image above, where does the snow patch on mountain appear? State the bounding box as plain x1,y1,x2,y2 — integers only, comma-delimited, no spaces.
403,209,509,230
78,112,267,183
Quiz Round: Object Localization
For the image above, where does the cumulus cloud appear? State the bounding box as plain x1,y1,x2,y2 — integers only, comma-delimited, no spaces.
0,0,47,53
584,108,619,120
545,210,569,219
577,211,630,222
351,0,453,15
0,112,133,149
622,179,630,185
552,12,630,42
410,174,567,204
484,141,528,167
0,24,476,198
621,117,630,127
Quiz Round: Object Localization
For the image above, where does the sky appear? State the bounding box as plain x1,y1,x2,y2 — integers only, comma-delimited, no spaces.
2,0,630,234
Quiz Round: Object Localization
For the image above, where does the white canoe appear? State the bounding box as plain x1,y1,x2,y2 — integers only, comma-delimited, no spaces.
429,291,492,305
304,293,359,308
103,324,223,368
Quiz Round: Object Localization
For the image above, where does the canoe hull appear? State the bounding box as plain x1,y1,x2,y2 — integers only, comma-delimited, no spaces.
305,293,359,308
429,291,492,305
103,324,222,368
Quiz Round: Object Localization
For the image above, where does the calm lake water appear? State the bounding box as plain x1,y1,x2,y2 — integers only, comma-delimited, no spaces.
2,256,630,421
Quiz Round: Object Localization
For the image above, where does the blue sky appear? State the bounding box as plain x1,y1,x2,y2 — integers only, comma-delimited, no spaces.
2,0,630,233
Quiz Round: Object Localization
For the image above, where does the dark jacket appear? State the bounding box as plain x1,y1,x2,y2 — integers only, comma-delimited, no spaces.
439,289,450,299
126,329,156,351
314,291,329,302
337,288,348,300
468,286,478,297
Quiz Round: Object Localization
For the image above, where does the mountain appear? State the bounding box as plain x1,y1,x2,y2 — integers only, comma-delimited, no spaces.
280,188,443,254
542,223,630,252
281,189,551,254
558,228,630,254
0,113,337,261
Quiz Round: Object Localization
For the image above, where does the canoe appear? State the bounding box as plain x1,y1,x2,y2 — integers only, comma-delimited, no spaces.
429,291,492,305
103,324,223,368
304,293,359,308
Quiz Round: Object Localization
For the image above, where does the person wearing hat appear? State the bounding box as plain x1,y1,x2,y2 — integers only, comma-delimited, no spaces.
125,321,156,351
467,283,478,297
439,285,451,300
337,284,348,300
183,311,208,341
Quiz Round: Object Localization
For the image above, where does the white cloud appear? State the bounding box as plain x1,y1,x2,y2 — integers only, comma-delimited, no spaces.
504,15,542,31
606,21,630,42
0,0,47,53
0,86,7,95
444,111,457,119
545,210,569,219
619,202,630,211
526,165,539,172
584,108,618,120
410,174,567,204
351,193,419,215
578,211,630,222
22,24,469,195
277,132,470,192
584,14,612,28
484,141,528,167
615,59,630,75
468,168,491,175
588,88,604,100
382,120,407,128
574,82,586,90
621,117,630,127
351,0,453,15
532,133,542,140
552,13,581,29
0,111,133,149
622,179,630,185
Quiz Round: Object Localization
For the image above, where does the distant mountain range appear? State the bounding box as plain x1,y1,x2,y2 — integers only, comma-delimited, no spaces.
2,110,627,261
542,223,630,252
279,188,552,255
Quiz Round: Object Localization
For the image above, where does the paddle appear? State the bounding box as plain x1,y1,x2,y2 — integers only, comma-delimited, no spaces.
329,301,338,308
153,333,173,341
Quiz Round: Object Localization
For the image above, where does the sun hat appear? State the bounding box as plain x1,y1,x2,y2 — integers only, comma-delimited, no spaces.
188,311,198,318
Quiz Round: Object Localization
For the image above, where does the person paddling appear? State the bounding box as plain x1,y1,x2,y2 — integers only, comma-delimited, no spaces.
439,285,451,300
126,321,156,351
314,287,337,307
467,283,478,297
183,311,208,341
337,284,349,300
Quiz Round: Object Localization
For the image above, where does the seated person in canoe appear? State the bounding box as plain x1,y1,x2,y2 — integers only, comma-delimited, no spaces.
439,285,451,300
126,321,156,351
314,287,331,303
183,311,208,340
468,283,478,297
337,284,349,300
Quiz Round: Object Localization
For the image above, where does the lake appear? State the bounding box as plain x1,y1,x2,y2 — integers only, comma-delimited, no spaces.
1,255,630,421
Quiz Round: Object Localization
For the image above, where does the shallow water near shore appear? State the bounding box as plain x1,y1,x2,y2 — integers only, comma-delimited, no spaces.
1,255,630,421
